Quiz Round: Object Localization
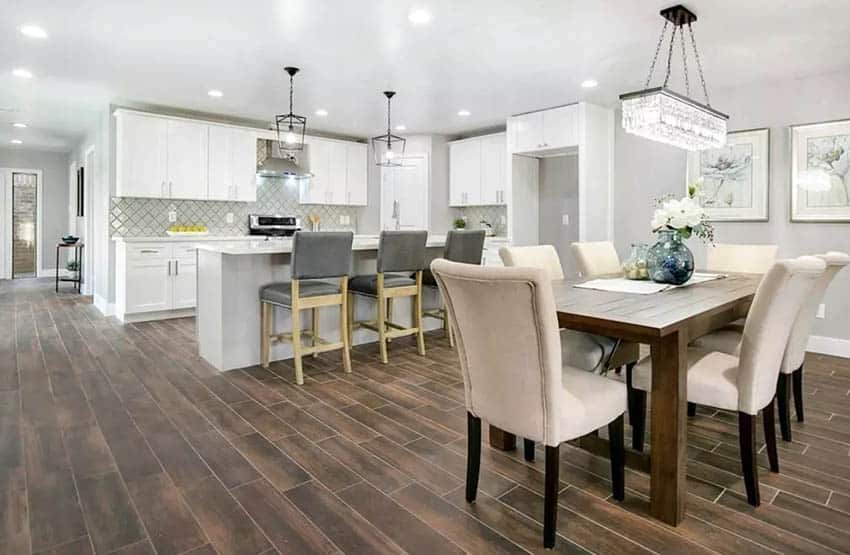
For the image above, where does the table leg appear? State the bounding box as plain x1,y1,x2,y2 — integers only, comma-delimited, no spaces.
75,246,80,292
650,329,687,526
488,426,516,451
55,245,60,292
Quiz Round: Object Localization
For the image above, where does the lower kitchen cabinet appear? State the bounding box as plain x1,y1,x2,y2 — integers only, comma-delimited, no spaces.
115,242,198,322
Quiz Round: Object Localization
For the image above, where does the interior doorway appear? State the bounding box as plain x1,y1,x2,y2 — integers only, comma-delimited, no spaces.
1,168,43,280
380,154,429,231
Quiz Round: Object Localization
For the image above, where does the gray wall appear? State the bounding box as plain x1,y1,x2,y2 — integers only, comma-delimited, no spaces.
613,68,850,342
539,155,580,277
0,147,71,272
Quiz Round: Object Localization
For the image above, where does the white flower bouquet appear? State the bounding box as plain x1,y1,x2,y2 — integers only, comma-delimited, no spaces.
651,178,715,243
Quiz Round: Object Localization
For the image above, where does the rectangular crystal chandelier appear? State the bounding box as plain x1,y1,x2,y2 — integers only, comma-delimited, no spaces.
621,5,728,151
621,87,727,151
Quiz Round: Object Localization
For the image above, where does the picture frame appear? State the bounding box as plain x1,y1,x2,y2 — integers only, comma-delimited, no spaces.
791,119,850,222
686,128,769,221
76,166,85,218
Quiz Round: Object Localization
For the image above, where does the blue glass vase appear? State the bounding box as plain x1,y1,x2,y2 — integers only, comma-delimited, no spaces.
647,229,694,285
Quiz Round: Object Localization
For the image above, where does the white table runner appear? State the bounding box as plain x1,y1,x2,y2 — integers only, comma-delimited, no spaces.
574,272,726,295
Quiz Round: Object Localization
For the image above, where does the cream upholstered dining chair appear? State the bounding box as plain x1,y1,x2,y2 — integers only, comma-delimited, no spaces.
706,243,778,274
431,259,626,549
570,241,622,277
689,252,850,442
629,257,826,506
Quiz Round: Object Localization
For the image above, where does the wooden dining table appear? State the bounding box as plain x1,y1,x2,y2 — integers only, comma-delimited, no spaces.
487,273,762,526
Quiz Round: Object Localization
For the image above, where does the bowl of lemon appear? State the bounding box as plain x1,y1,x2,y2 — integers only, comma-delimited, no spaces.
166,225,209,237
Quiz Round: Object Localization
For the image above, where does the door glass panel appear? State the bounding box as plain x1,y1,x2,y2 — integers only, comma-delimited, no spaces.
12,172,37,278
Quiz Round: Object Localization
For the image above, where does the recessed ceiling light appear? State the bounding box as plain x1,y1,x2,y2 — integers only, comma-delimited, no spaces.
315,109,328,117
13,122,27,128
408,8,432,24
395,124,407,131
12,68,33,79
207,89,223,98
19,25,48,39
457,109,471,117
10,139,23,145
581,79,598,89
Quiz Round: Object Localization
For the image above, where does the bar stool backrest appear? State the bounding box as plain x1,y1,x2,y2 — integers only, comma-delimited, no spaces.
444,230,486,264
377,230,428,273
291,231,354,279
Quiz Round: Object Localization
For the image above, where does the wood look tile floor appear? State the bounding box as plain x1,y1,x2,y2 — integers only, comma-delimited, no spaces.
3,278,850,554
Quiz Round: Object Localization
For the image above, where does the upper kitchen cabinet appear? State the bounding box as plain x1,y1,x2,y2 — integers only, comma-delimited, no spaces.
166,119,209,199
299,137,367,206
509,104,578,155
449,133,506,207
208,125,257,202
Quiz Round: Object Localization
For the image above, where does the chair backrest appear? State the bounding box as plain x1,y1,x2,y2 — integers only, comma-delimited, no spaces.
737,257,826,414
377,230,428,273
444,229,486,264
499,245,564,280
291,231,354,279
706,243,778,274
570,241,621,277
431,259,563,446
781,251,850,374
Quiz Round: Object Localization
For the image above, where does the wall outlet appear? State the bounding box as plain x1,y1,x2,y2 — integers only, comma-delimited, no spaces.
226,212,234,224
168,211,177,223
340,214,346,225
500,215,506,225
561,214,570,226
816,303,826,319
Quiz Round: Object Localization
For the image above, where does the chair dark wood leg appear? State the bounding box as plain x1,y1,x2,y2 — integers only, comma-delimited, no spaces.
687,402,696,417
776,373,792,442
466,413,481,502
626,363,646,451
762,400,780,473
615,366,623,375
543,445,560,549
523,439,535,462
608,415,625,501
738,412,760,506
793,366,805,422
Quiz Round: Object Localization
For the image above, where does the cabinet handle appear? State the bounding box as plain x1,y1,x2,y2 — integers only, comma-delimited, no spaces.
168,181,173,197
161,182,167,196
167,260,171,276
175,260,179,275
140,249,159,254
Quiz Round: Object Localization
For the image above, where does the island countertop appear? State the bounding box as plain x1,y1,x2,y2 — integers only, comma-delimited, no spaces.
195,234,448,255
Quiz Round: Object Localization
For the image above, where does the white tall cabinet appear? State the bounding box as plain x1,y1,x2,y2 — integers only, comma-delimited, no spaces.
208,125,258,201
449,132,506,207
299,137,368,206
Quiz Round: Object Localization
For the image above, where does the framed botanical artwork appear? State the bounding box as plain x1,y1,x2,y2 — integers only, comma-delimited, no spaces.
686,128,769,221
791,119,850,222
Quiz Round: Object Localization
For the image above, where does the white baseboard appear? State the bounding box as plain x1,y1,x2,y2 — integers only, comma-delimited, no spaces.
38,268,73,278
807,335,850,359
93,294,114,317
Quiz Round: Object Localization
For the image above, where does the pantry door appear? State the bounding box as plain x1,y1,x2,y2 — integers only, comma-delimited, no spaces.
381,155,429,231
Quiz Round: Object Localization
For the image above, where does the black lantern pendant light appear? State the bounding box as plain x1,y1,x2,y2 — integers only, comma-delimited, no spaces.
372,91,406,167
276,66,307,152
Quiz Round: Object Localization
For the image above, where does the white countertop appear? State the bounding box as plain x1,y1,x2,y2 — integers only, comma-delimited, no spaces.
195,234,448,255
113,235,260,243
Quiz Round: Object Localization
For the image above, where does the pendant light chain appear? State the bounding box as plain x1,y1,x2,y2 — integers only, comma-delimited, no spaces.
643,21,669,89
680,27,691,97
662,24,678,88
688,23,711,106
386,96,392,135
289,72,294,114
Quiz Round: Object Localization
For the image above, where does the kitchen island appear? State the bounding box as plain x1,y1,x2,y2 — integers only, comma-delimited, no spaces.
195,235,448,371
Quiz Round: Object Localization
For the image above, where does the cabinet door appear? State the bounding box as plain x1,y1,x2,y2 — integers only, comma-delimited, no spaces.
166,120,209,200
513,112,544,153
207,125,233,200
125,259,172,313
543,105,579,149
302,139,330,204
231,128,258,202
327,141,348,205
172,257,197,309
449,140,482,206
345,142,368,205
116,113,167,198
481,135,506,205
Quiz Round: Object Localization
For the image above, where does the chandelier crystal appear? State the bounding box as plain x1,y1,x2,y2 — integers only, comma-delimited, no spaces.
372,91,406,167
620,5,727,151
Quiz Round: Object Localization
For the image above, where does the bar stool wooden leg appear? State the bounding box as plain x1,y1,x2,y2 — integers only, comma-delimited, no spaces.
291,281,304,385
377,276,388,364
340,278,352,374
386,298,393,343
312,307,320,358
415,272,426,356
347,292,355,347
261,302,271,368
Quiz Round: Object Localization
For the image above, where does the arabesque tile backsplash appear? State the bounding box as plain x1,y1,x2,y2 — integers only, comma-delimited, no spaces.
110,177,361,237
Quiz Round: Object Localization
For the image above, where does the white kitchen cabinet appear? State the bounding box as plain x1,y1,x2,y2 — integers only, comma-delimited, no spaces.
509,104,579,154
116,112,168,198
327,141,347,205
302,138,330,204
171,256,197,310
166,119,209,199
124,258,172,314
208,125,257,201
481,134,507,205
345,142,368,205
449,139,482,206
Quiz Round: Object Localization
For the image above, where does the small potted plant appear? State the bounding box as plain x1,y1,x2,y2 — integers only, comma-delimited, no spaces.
66,260,80,273
453,217,467,230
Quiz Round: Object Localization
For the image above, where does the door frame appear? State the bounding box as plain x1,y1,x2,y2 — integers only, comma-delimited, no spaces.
379,152,430,231
1,167,44,279
82,145,95,295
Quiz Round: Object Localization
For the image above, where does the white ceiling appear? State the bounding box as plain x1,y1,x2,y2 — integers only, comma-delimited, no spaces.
2,0,850,151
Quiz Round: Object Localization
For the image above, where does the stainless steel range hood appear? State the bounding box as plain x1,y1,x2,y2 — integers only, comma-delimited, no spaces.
256,139,312,178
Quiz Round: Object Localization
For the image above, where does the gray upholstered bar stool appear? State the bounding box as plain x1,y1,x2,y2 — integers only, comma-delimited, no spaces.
422,229,486,347
348,230,428,364
260,231,354,385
